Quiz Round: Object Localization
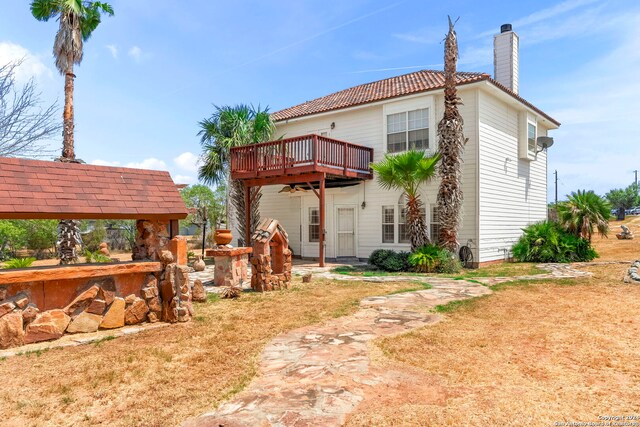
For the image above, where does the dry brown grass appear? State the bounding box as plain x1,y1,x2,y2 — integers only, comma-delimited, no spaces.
0,278,417,427
347,232,640,426
592,215,640,261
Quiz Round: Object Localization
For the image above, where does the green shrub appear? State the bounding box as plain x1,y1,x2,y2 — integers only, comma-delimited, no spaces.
2,257,36,269
368,249,396,269
84,250,112,263
436,250,462,273
408,244,462,273
512,220,597,263
408,244,441,272
380,251,410,272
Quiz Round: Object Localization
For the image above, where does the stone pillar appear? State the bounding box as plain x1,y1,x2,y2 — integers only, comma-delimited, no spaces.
158,251,192,323
205,247,252,287
132,220,171,261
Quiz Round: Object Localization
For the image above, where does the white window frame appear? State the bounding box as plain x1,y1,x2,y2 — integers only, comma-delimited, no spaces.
309,207,320,243
430,204,440,243
383,96,436,155
386,108,429,153
382,205,395,243
519,112,538,160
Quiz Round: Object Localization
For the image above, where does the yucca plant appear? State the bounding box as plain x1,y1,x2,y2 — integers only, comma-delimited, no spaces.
557,190,611,242
2,257,36,269
512,220,597,263
409,244,442,272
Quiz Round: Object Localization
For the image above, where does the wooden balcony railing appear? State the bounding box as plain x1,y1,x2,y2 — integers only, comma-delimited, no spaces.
230,134,374,180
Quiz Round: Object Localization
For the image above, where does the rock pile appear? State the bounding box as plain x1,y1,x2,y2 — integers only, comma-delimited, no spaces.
0,263,192,349
616,225,634,240
624,260,640,283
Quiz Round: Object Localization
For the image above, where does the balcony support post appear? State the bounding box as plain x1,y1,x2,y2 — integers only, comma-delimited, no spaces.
319,175,325,267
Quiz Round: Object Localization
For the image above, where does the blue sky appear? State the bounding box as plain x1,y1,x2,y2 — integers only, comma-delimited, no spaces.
1,0,639,200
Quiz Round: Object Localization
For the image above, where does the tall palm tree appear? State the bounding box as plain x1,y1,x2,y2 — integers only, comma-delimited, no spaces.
557,190,611,242
31,0,114,264
436,16,468,254
31,0,114,161
198,105,276,244
371,150,441,251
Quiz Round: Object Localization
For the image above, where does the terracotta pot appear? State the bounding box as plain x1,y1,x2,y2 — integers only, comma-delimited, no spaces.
193,255,206,272
214,229,233,245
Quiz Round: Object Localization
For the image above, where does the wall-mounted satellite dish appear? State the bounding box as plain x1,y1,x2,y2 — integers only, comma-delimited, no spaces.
536,136,554,150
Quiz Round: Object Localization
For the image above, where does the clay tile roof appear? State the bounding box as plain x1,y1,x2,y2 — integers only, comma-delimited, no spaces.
271,69,560,127
0,157,189,220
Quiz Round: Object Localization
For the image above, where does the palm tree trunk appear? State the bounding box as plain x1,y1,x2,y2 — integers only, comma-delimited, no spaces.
58,65,80,264
407,196,429,251
57,219,82,264
231,179,261,245
437,17,467,254
62,69,75,161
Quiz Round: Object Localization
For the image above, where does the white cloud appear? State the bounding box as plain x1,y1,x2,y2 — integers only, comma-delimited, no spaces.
392,27,444,45
0,41,52,83
91,159,121,167
173,174,196,185
128,46,143,63
126,158,167,170
106,44,118,59
542,11,640,198
174,151,199,172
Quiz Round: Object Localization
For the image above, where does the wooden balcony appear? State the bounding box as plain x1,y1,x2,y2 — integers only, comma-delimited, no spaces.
230,134,374,181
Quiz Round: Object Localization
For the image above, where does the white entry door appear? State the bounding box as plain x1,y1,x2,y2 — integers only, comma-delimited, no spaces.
336,207,356,257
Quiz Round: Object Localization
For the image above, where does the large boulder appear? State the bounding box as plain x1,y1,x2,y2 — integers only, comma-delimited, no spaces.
21,304,39,325
0,301,15,318
66,311,102,334
86,299,107,315
64,285,99,317
125,298,149,325
24,309,70,344
0,312,24,349
100,297,125,329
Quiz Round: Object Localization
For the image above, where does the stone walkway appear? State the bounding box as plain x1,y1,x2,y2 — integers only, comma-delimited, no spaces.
182,263,590,427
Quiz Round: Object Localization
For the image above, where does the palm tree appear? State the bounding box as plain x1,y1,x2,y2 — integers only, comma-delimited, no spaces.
371,150,441,251
31,0,114,161
198,105,276,244
436,16,467,254
31,0,114,264
557,190,611,242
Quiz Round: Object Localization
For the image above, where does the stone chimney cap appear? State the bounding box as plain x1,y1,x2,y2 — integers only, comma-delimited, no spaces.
500,23,513,33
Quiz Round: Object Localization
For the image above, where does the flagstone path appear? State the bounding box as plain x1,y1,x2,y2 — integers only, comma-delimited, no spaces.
183,263,591,427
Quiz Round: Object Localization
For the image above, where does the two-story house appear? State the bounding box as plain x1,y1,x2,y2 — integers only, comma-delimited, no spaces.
229,24,560,267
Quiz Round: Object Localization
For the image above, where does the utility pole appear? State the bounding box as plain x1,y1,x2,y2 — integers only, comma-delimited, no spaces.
635,170,638,195
554,170,558,206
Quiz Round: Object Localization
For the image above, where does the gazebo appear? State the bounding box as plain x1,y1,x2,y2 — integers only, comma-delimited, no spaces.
0,157,191,349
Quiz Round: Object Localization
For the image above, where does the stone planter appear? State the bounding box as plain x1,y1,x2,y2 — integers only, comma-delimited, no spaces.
214,229,233,245
193,256,206,272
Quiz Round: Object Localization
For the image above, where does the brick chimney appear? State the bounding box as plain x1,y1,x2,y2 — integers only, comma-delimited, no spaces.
494,23,519,94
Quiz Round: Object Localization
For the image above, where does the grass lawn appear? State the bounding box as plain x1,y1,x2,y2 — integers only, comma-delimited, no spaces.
0,279,419,427
332,261,546,278
345,220,640,426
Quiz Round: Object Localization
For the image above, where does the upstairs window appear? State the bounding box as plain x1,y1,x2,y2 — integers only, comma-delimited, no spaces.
309,208,320,242
527,122,537,155
387,108,429,153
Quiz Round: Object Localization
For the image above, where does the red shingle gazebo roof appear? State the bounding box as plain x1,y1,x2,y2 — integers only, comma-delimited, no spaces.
0,157,188,220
